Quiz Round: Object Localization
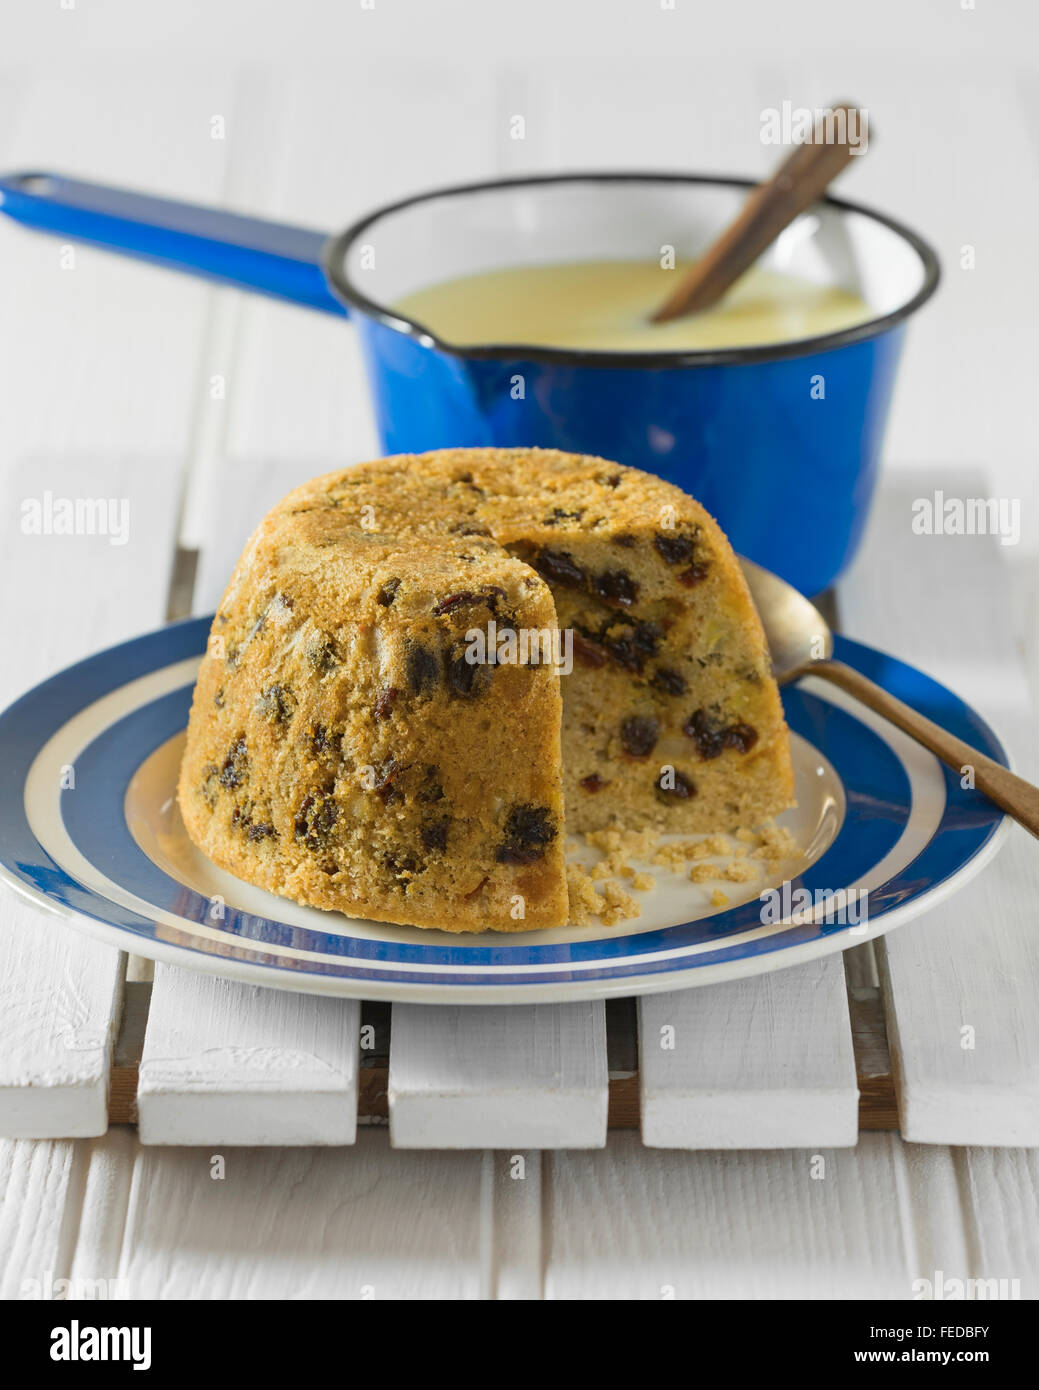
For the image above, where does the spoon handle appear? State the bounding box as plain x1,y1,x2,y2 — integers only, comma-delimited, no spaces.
807,660,1039,837
651,102,863,324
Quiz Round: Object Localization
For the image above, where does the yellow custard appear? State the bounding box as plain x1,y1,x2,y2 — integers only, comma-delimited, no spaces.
394,259,873,353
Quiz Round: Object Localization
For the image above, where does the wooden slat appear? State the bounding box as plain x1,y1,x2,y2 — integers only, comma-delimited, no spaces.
66,1128,138,1296
488,1150,543,1300
535,60,773,178
11,1128,1036,1299
0,1140,82,1299
952,1148,1039,1298
0,1133,135,1302
840,477,1039,1144
0,69,234,464
118,1064,903,1133
137,967,359,1146
388,1004,609,1149
638,958,860,1149
542,1132,968,1299
192,457,326,614
791,63,1039,482
220,64,498,467
0,909,124,1142
119,1130,488,1298
0,460,184,696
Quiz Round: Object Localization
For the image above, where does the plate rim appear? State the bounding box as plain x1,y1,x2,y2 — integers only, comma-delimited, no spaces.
0,616,1012,1003
0,821,1010,1003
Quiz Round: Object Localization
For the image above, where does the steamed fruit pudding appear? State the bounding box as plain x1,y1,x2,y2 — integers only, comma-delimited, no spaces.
178,448,794,932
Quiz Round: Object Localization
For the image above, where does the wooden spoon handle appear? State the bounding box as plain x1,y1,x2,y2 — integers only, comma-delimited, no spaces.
808,659,1039,838
652,102,864,324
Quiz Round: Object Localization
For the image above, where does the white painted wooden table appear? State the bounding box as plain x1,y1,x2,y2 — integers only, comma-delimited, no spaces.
1,7,1038,1297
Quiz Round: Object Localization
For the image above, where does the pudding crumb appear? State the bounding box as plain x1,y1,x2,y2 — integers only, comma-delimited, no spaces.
723,859,759,883
568,818,799,925
566,862,606,925
600,880,642,926
753,824,799,862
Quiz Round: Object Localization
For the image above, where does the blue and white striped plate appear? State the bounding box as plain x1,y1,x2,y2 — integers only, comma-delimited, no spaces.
0,617,1010,1003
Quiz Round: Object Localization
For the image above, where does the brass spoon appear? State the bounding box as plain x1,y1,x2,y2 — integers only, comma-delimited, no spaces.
739,556,1039,836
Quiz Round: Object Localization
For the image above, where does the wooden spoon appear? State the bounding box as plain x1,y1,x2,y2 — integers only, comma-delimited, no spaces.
651,101,866,324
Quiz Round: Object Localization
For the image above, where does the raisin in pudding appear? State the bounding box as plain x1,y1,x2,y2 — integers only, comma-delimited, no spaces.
178,448,794,932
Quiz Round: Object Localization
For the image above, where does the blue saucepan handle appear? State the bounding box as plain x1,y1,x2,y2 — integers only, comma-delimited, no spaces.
0,170,347,316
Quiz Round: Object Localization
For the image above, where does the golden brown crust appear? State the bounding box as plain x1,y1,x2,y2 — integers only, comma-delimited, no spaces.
178,448,794,931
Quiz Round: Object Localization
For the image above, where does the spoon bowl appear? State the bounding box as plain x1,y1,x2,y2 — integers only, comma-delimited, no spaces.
739,556,833,680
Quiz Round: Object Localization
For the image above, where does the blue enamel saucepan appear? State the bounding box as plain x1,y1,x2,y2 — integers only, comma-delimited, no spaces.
0,170,938,595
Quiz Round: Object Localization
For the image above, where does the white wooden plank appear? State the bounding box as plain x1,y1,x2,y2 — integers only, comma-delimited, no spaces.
389,1004,608,1150
9,1130,1025,1302
954,1148,1039,1299
531,61,772,177
900,1142,973,1293
0,1139,82,1298
3,1,1030,71
66,1129,137,1296
137,966,360,1146
0,455,182,1137
0,912,124,1141
192,456,325,614
119,1128,487,1298
841,476,1039,1144
0,1130,137,1300
789,60,1039,511
0,458,184,701
0,68,235,464
487,1150,543,1301
638,957,859,1149
176,69,327,552
543,1132,967,1300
